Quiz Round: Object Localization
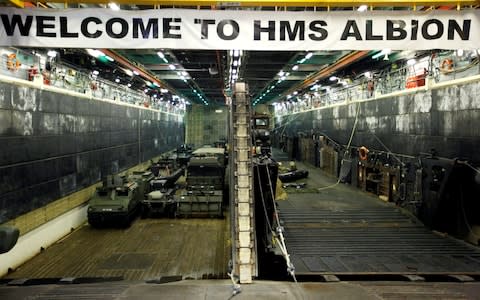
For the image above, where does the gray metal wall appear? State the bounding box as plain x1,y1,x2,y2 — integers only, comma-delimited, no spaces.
276,80,480,162
0,82,184,222
185,104,228,148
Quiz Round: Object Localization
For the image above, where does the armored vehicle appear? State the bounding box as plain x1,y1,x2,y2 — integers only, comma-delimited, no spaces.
87,173,151,227
176,147,226,217
141,167,183,218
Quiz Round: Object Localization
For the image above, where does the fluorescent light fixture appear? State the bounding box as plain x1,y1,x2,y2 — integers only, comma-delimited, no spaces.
407,58,416,66
123,68,133,77
160,88,168,93
372,49,391,60
104,55,114,62
357,5,368,12
153,94,158,98
127,83,132,87
157,51,165,59
169,64,176,70
108,2,120,10
293,91,298,95
144,88,149,93
292,65,299,71
278,70,285,76
215,109,223,113
47,50,57,57
92,70,99,75
86,49,103,58
305,52,313,59
115,78,120,83
329,76,337,81
133,70,139,75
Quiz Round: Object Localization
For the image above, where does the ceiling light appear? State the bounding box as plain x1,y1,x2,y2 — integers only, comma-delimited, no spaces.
92,70,99,75
127,83,132,87
357,5,368,12
105,55,114,62
108,2,120,10
123,68,133,76
169,64,176,70
278,70,285,76
372,49,391,60
293,91,298,95
329,76,337,81
144,88,149,93
161,88,168,93
133,70,139,75
407,59,416,66
292,65,299,71
157,51,165,59
305,52,313,59
86,49,103,58
115,78,120,83
47,50,57,57
153,94,158,98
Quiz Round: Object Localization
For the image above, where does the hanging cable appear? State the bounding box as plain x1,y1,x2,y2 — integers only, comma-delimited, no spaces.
317,101,361,191
264,163,297,282
369,131,405,167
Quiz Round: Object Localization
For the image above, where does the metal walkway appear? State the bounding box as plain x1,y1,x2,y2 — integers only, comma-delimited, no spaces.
276,165,480,277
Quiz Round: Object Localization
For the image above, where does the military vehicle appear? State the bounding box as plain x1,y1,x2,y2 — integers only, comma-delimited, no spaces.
141,167,183,218
87,172,153,227
176,147,226,218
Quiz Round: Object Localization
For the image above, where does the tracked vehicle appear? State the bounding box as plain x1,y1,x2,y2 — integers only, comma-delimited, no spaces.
87,172,153,227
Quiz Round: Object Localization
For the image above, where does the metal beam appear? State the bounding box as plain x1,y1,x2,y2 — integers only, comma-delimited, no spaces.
14,0,480,8
273,50,370,101
7,0,25,7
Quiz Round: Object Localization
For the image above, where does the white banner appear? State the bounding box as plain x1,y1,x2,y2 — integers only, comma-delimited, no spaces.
0,8,479,50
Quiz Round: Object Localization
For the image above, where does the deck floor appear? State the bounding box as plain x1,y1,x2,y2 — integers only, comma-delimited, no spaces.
6,217,230,281
275,156,480,276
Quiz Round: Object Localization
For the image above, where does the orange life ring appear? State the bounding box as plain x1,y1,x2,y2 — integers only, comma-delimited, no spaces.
440,58,453,71
6,53,21,71
359,146,369,161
